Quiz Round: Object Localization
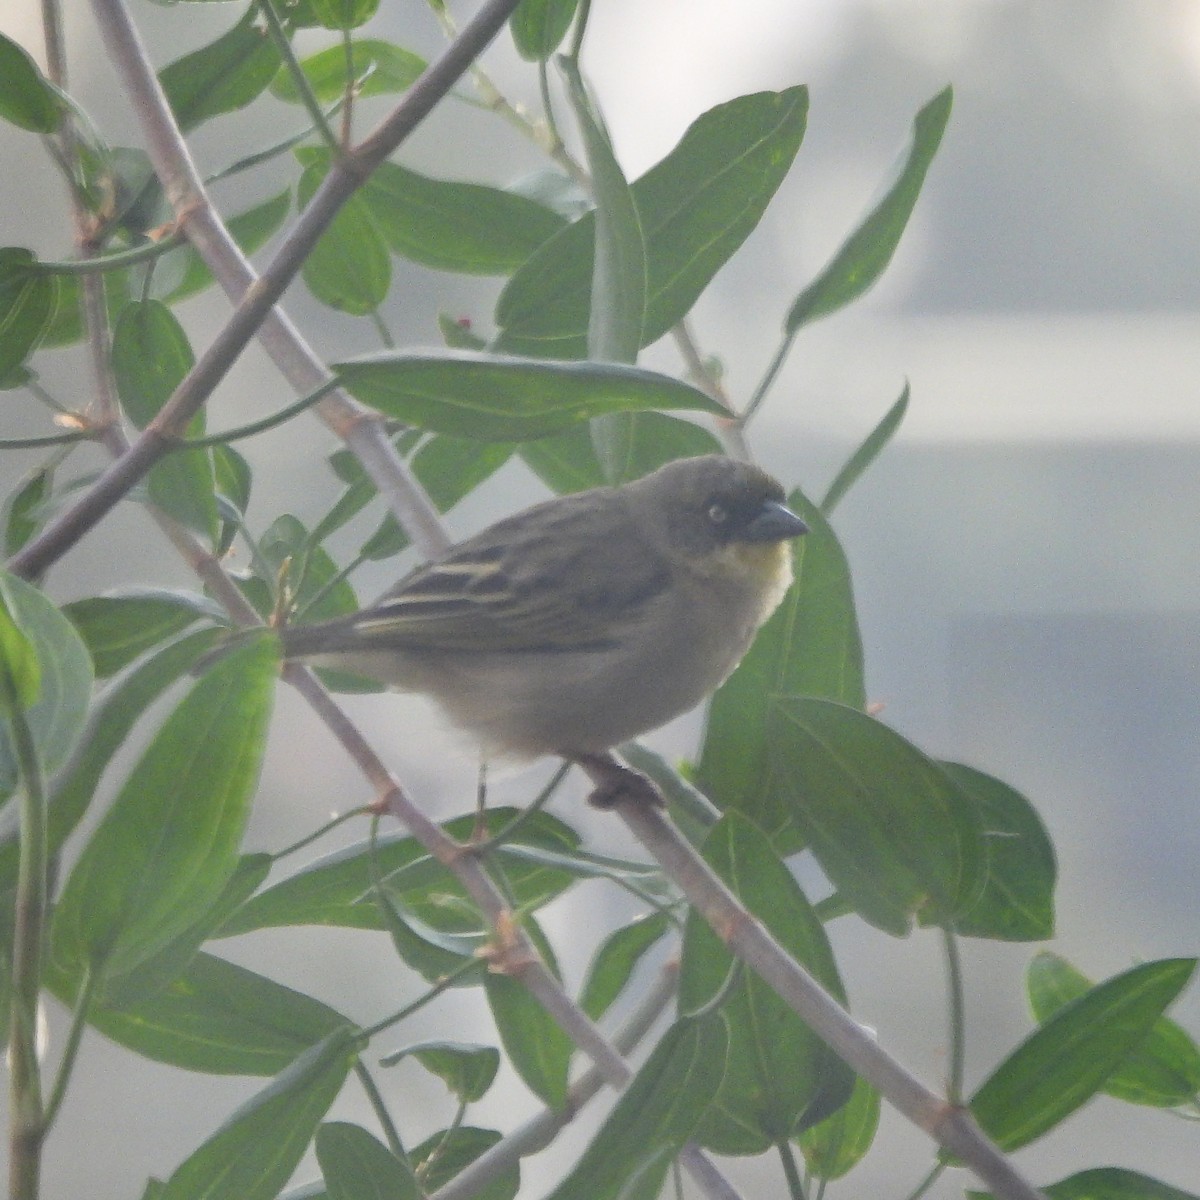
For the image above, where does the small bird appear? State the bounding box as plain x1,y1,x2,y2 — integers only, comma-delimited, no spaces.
281,455,806,776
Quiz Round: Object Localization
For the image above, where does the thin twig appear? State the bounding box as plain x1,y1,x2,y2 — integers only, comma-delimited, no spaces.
581,758,1047,1200
9,0,524,580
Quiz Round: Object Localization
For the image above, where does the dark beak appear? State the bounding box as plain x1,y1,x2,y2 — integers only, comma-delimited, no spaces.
746,501,808,542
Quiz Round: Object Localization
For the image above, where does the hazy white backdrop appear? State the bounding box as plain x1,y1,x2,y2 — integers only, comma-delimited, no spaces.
1,0,1198,1195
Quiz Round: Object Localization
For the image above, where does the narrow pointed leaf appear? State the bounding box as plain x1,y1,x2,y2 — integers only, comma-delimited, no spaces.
298,155,390,314
943,763,1056,941
680,813,853,1153
821,383,909,513
497,87,807,356
697,490,864,847
521,411,721,492
543,1014,728,1200
510,0,580,60
359,158,566,275
485,969,572,1109
333,350,724,441
309,0,380,31
316,1123,420,1200
769,699,986,933
411,1126,518,1200
0,33,63,132
1,629,217,892
3,464,54,555
374,890,483,984
1036,1168,1200,1200
1028,952,1200,1107
0,571,92,800
580,912,670,1021
390,1041,501,1102
112,300,217,539
564,59,645,365
51,637,275,982
160,1027,359,1200
0,248,56,378
218,808,580,935
0,595,40,713
64,590,223,678
55,951,350,1076
159,12,282,132
970,958,1197,1151
270,40,426,104
798,1074,881,1180
786,87,952,332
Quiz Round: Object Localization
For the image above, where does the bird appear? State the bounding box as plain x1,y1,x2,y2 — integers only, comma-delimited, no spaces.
279,454,806,795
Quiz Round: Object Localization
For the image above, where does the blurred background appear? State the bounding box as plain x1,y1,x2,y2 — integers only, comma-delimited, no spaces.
2,0,1198,1194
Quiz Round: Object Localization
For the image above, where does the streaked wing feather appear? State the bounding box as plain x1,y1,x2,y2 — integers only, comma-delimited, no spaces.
345,490,670,653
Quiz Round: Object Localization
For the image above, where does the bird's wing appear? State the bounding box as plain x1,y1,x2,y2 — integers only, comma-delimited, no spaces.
338,491,671,653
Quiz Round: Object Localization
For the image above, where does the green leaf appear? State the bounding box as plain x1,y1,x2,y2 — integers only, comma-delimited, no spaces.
410,1126,518,1200
258,514,360,625
317,1123,419,1200
1028,952,1200,1107
163,191,292,305
374,891,483,984
970,958,1197,1151
561,58,645,477
159,1027,359,1200
580,912,670,1021
298,155,391,315
769,699,987,934
0,248,57,378
679,813,853,1153
390,1041,501,1102
786,87,951,332
63,590,222,678
270,40,427,104
3,463,55,556
797,1074,880,1180
485,968,572,1109
333,350,724,441
213,443,253,555
543,1014,728,1200
563,60,645,366
4,629,217,893
510,0,580,60
497,87,808,356
159,11,282,133
55,951,350,1076
821,383,908,513
97,853,273,1008
0,33,63,132
308,0,380,31
219,808,581,935
0,594,40,713
359,159,567,276
51,637,276,983
0,571,92,800
112,300,217,539
521,412,722,492
696,490,864,847
1033,1167,1200,1200
942,763,1056,942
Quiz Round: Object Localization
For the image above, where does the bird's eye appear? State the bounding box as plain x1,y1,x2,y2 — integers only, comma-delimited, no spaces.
707,502,729,525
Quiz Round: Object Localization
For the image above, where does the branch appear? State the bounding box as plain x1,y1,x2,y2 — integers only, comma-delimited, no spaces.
9,0,527,580
291,677,742,1200
577,756,1047,1200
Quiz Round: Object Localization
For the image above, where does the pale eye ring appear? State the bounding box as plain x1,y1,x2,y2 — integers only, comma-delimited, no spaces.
707,502,729,525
